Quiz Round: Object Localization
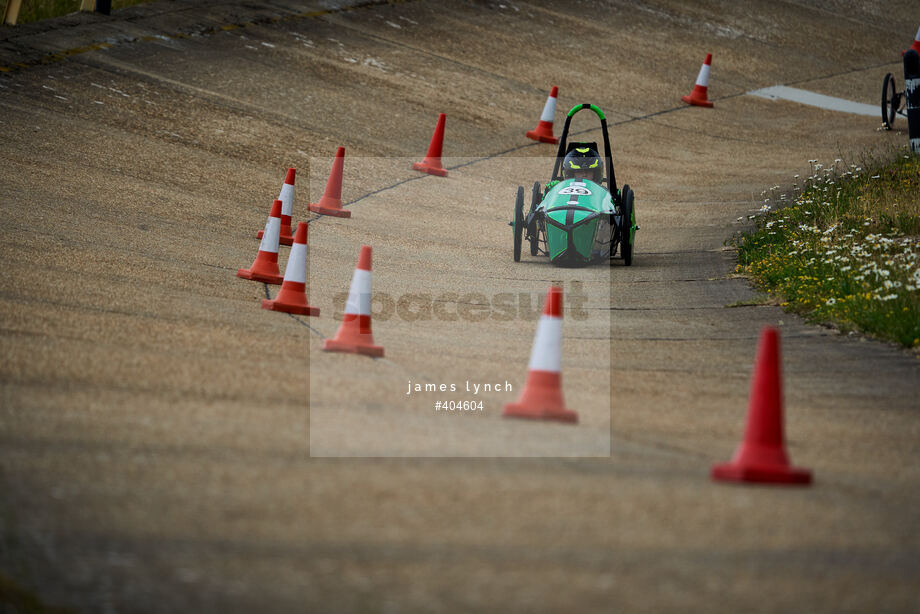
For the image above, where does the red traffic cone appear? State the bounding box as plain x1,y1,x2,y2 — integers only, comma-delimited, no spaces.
258,168,295,246
308,147,351,218
525,86,560,144
905,26,920,56
323,245,384,357
412,113,448,177
237,199,284,284
711,327,812,485
502,286,577,424
262,222,319,316
681,53,714,108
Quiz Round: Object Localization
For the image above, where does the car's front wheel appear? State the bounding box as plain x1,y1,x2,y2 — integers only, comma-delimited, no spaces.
513,186,524,262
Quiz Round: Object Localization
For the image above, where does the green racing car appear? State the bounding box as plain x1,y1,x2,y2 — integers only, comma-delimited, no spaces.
512,103,638,266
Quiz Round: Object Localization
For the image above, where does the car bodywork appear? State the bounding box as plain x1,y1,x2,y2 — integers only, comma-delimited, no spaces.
539,177,615,265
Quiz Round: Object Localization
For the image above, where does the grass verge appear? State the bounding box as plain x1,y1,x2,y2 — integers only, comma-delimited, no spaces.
734,149,920,350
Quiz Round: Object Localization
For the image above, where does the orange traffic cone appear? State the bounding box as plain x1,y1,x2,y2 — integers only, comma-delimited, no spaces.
525,86,559,144
681,53,714,108
261,222,319,316
905,26,920,56
258,168,295,246
308,147,351,218
237,199,284,284
323,245,384,357
502,286,577,423
412,113,448,177
711,327,812,485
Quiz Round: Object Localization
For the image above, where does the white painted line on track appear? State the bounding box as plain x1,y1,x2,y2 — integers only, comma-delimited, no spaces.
746,85,878,117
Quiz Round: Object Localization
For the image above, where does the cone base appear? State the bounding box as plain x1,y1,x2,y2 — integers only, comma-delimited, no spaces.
237,268,283,284
525,130,559,144
261,299,320,316
308,203,351,218
681,95,714,108
322,338,384,358
257,229,294,246
502,402,578,424
711,461,812,485
412,161,448,177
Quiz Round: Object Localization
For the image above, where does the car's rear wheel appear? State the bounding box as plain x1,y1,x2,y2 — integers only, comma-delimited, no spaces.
610,185,628,265
621,187,635,266
513,186,524,262
529,181,541,256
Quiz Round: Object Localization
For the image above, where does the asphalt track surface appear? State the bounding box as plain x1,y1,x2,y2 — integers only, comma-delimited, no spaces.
1,0,919,611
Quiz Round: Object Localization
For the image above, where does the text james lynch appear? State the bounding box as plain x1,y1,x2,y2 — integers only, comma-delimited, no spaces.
407,380,513,395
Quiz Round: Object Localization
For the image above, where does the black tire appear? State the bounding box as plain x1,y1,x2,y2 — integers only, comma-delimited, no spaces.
621,187,634,266
882,73,896,130
513,186,524,262
529,181,541,256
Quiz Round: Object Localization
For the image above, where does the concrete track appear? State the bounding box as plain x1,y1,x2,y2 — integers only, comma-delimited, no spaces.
1,0,919,611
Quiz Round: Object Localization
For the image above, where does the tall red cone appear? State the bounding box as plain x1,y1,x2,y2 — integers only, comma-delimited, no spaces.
525,86,559,144
323,245,384,358
308,147,351,218
237,199,284,284
412,113,448,177
262,222,319,316
258,168,296,246
905,25,920,56
502,286,577,424
711,327,812,485
681,53,714,108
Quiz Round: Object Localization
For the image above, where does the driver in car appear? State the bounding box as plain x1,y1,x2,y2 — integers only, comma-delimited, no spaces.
562,146,603,183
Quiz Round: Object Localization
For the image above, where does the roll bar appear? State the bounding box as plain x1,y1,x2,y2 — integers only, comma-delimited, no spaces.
550,103,618,199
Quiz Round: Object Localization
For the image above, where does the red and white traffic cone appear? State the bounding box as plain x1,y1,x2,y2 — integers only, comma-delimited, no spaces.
905,26,920,56
237,198,284,284
681,53,714,108
502,286,577,423
323,245,384,357
258,168,295,246
711,327,812,485
412,113,448,177
308,147,351,218
261,222,320,316
525,86,559,144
